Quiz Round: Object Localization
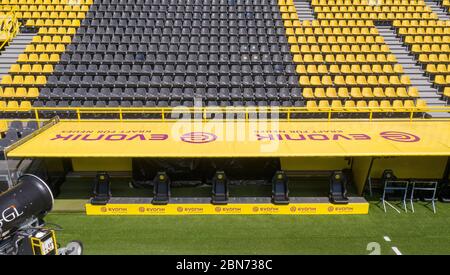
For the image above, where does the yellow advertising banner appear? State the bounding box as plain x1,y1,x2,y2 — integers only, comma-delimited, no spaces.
6,120,450,158
85,202,369,216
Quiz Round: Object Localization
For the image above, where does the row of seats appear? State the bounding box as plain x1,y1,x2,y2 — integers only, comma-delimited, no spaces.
42,74,300,87
288,35,385,44
315,12,438,20
37,87,303,100
64,43,289,54
298,75,412,87
398,27,450,35
305,99,427,111
10,63,298,76
13,11,87,19
425,64,450,74
88,0,274,7
314,6,432,13
403,34,450,43
290,44,391,54
0,87,39,98
292,54,397,64
309,0,428,5
0,99,428,110
1,100,308,109
51,64,295,75
285,27,380,36
411,44,450,53
302,87,419,99
56,53,294,64
70,34,289,44
76,26,287,36
85,11,278,20
296,64,405,75
1,5,90,12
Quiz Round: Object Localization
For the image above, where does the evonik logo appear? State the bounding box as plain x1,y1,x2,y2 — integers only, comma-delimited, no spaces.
379,131,420,142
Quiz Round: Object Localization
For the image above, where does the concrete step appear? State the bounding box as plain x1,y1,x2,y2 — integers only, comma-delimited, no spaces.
376,25,447,109
293,0,315,20
424,0,450,20
0,32,35,82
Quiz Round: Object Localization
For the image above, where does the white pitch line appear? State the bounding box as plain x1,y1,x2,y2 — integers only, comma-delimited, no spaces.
392,247,402,255
384,236,391,242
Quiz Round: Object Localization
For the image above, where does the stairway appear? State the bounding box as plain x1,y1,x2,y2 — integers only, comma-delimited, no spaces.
376,25,448,114
0,32,35,82
293,0,316,20
424,0,450,21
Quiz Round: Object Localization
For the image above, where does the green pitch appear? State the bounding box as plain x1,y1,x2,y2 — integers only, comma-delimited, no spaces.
46,202,450,255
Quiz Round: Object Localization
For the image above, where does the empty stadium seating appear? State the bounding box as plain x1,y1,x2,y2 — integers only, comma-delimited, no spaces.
0,0,92,110
0,0,449,115
14,0,303,108
0,9,19,50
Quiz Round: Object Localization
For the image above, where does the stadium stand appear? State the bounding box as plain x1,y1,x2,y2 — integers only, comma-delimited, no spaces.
0,0,449,213
0,0,92,110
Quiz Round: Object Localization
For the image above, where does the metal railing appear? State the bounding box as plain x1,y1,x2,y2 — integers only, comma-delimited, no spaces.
0,105,449,124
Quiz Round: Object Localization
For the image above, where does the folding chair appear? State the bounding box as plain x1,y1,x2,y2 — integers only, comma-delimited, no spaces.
409,181,438,213
382,180,409,213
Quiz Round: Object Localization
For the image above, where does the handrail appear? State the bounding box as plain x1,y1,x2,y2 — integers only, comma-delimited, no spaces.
0,106,449,124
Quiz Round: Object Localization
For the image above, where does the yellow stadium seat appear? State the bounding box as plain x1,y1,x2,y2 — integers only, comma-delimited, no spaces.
338,88,349,98
326,88,337,98
368,100,380,111
362,88,373,98
331,100,343,109
6,101,19,110
314,88,326,98
306,101,318,111
15,87,27,97
403,100,416,110
302,88,314,99
356,101,368,110
380,100,392,111
2,87,15,97
396,88,409,98
344,100,356,110
19,101,32,111
299,76,310,86
9,64,20,74
350,88,362,98
407,87,420,98
416,99,428,109
369,88,382,99
392,100,405,111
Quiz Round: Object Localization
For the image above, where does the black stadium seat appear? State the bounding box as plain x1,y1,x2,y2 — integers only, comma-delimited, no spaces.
37,0,301,107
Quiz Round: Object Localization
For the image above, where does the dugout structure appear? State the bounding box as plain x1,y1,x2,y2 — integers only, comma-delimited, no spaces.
2,114,449,215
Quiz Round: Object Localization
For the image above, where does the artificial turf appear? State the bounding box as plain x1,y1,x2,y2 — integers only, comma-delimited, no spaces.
46,201,450,255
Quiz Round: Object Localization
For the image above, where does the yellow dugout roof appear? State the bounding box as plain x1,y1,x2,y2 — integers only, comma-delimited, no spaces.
6,120,450,158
